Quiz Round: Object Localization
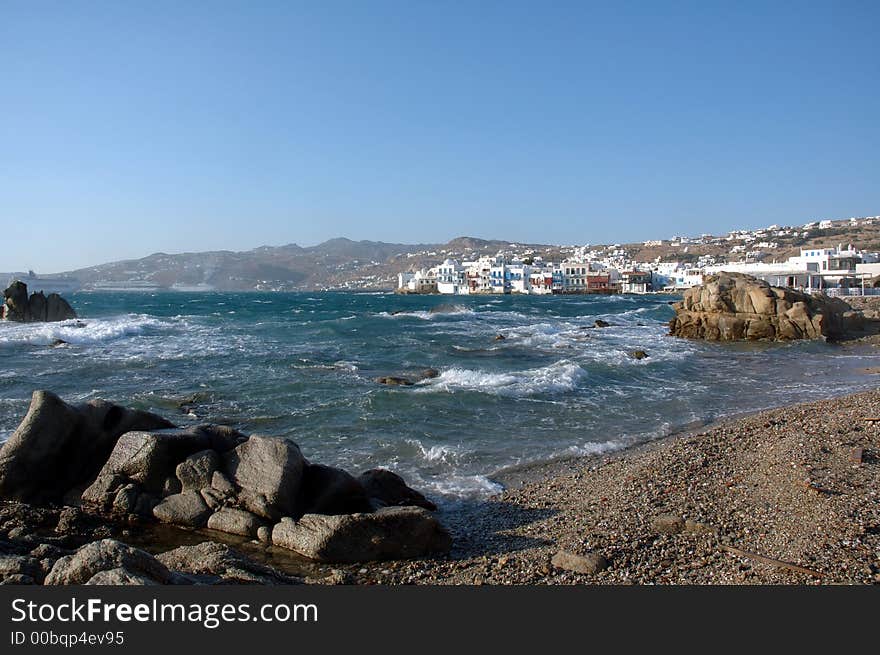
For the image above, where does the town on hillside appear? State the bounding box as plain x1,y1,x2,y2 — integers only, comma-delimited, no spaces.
397,215,880,297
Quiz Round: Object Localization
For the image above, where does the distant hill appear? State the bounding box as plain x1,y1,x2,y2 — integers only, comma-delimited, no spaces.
63,237,562,291
58,219,880,291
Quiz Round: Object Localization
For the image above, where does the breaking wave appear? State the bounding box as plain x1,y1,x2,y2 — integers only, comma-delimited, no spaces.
418,360,587,397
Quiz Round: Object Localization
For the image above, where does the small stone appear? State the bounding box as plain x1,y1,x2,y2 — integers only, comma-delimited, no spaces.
550,550,609,575
651,514,686,534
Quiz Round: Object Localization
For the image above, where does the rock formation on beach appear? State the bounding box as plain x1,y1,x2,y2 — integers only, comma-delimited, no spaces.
0,391,450,583
668,272,865,341
2,281,77,322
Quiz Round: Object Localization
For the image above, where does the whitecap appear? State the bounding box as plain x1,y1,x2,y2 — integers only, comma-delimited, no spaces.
418,360,586,397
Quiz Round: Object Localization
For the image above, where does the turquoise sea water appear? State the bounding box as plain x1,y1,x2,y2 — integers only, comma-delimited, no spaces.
1,292,878,502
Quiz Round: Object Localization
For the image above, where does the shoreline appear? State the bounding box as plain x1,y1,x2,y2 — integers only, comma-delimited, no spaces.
348,386,880,584
1,386,878,585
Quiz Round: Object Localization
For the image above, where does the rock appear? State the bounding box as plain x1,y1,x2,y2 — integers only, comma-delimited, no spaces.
85,568,161,585
419,368,441,379
223,435,305,519
271,506,451,562
298,464,372,516
152,491,211,527
594,319,611,328
27,292,47,321
0,555,44,583
374,376,413,386
44,539,171,585
46,293,77,322
111,483,140,515
176,449,220,491
200,487,226,509
629,349,649,360
2,282,76,322
357,469,437,511
211,471,235,494
157,542,298,585
2,281,30,321
206,508,262,537
494,334,506,341
668,273,859,342
551,550,609,574
50,339,67,347
88,427,237,500
256,526,271,544
0,391,174,503
81,474,125,512
651,514,686,534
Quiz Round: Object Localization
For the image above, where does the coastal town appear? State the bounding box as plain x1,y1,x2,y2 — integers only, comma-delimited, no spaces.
5,214,880,295
397,215,880,297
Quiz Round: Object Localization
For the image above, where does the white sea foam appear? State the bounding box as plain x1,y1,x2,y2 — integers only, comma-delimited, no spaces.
419,359,586,397
0,315,167,348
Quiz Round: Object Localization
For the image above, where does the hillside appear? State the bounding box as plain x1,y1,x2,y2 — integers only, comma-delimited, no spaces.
58,218,880,292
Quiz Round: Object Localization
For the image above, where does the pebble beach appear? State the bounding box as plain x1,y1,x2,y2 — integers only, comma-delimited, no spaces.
349,388,880,585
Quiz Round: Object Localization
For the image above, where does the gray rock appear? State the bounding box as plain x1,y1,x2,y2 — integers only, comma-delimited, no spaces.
211,471,235,495
0,390,173,503
271,506,452,563
298,464,372,516
651,514,686,534
374,376,413,386
206,508,262,538
157,542,298,585
551,550,609,574
44,539,171,585
357,469,437,511
46,293,77,322
176,449,220,491
111,483,140,515
152,491,211,527
81,474,125,511
256,526,271,544
2,281,30,321
200,487,226,509
223,435,304,519
85,567,161,585
0,555,43,583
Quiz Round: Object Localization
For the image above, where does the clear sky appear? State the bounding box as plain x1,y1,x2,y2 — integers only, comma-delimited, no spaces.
2,1,878,272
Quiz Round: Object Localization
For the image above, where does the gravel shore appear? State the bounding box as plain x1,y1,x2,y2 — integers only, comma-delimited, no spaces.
345,389,880,585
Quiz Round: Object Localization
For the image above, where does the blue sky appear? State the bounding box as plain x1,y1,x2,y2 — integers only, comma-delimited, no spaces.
2,1,878,272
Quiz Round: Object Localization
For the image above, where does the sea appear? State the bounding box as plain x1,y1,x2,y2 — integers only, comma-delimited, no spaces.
1,291,878,504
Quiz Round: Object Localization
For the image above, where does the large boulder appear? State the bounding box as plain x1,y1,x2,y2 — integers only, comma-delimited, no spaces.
297,464,372,516
668,273,856,341
271,506,452,563
156,541,299,585
358,469,437,511
223,435,305,519
81,426,245,509
46,293,77,322
44,539,171,585
2,281,30,321
206,507,263,537
152,491,212,527
2,282,76,322
0,391,174,503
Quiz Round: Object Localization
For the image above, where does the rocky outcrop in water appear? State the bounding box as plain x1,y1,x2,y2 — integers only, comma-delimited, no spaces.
668,273,864,341
0,391,449,574
2,281,77,322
